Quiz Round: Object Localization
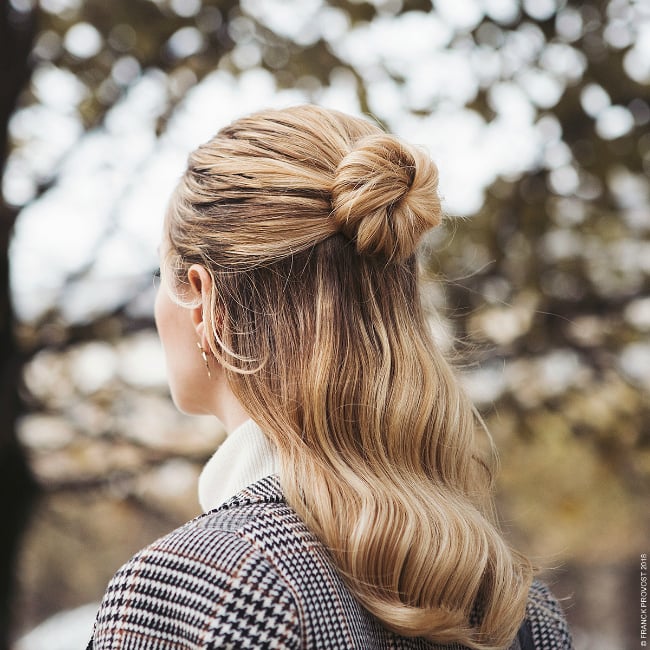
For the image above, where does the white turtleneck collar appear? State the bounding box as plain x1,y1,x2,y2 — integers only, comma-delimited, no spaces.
198,418,280,513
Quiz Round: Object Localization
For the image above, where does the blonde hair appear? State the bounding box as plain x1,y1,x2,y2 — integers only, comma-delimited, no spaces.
163,105,534,649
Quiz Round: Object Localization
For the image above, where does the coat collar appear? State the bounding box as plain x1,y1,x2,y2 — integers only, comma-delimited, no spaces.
216,474,285,511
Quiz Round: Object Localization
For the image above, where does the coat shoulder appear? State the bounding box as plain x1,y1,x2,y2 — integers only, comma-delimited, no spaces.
91,501,302,649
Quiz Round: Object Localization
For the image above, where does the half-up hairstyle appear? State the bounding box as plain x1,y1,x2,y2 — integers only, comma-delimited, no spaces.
163,105,534,650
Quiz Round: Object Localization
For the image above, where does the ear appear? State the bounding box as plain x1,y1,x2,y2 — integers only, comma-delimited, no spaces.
187,264,214,345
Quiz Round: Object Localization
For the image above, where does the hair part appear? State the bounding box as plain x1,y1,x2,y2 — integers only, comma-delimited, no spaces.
163,105,534,649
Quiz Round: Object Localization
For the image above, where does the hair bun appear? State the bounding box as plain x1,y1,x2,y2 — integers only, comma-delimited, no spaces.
331,134,442,261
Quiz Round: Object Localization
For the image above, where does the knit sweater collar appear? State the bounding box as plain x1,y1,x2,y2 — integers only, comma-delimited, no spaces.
198,418,280,513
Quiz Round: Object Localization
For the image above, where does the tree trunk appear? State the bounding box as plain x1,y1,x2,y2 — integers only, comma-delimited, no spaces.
0,2,38,647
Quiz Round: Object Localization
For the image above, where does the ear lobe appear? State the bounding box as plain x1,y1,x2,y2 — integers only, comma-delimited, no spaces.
186,264,220,346
193,309,206,341
189,303,210,356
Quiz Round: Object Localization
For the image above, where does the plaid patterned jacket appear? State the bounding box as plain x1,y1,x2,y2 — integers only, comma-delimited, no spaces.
88,476,574,649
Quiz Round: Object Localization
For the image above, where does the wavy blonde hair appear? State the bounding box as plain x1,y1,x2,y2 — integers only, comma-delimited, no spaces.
163,105,534,649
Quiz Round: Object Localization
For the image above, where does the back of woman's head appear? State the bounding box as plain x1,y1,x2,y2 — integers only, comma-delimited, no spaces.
166,104,440,267
163,105,533,650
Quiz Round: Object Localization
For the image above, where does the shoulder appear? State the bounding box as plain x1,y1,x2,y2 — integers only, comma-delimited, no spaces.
525,579,574,649
91,492,302,649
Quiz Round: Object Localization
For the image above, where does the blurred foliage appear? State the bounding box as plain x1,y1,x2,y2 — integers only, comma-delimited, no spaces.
4,0,649,593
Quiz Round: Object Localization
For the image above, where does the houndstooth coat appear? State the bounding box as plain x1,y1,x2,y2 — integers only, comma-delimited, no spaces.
88,476,574,649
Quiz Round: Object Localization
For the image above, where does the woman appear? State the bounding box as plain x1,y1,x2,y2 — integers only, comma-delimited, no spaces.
89,105,573,649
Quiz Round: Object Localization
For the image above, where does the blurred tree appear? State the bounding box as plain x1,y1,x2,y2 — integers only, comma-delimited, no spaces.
442,1,650,553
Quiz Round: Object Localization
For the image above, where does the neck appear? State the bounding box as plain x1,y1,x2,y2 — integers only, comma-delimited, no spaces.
206,369,250,433
217,397,250,433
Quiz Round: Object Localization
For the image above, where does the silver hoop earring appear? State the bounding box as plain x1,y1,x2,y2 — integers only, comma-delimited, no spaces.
197,342,212,379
